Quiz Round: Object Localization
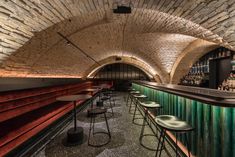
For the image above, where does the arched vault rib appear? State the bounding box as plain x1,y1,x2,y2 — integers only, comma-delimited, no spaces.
84,56,162,83
1,0,235,52
170,39,219,84
1,2,233,79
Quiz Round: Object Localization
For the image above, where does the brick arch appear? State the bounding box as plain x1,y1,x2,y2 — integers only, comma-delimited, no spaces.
1,1,235,79
170,39,219,84
84,56,162,83
1,0,235,56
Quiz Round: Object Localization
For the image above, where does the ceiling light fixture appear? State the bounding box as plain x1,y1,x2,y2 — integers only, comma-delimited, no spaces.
115,56,122,61
113,0,132,14
113,6,131,14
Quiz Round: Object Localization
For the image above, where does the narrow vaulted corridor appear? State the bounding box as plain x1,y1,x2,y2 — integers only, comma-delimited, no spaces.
34,93,174,157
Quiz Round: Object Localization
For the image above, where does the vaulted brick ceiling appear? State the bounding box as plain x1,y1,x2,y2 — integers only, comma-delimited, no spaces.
0,0,234,82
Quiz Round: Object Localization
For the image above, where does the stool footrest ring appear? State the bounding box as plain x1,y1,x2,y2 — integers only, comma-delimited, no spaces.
88,132,111,147
132,117,147,126
139,134,164,151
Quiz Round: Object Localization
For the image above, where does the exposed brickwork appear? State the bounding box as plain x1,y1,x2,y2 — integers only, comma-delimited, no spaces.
0,0,234,83
84,56,163,83
170,40,219,84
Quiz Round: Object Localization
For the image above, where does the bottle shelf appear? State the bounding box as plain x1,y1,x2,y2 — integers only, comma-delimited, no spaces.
179,46,234,89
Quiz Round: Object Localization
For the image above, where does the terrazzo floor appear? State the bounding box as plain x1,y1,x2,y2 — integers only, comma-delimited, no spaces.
34,93,173,157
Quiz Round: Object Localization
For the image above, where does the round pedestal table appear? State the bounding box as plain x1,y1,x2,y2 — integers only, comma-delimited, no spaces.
56,94,92,146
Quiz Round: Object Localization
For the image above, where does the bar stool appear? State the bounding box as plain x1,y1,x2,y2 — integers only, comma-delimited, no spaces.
131,94,147,125
104,89,116,106
155,115,194,157
126,88,136,106
110,89,118,106
128,91,140,113
88,108,111,147
139,101,162,151
101,95,114,116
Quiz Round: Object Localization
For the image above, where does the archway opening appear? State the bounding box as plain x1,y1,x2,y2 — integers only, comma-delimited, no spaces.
90,62,152,90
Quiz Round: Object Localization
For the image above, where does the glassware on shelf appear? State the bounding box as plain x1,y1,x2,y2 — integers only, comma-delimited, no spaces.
218,73,235,92
179,72,208,87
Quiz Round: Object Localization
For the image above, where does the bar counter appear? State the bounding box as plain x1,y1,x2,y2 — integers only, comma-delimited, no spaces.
134,81,235,107
132,81,235,157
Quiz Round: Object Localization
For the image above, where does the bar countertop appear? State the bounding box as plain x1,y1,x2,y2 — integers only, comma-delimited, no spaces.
133,81,235,107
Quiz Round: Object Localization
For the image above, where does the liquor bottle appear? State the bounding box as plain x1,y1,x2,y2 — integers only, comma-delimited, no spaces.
218,73,235,92
206,59,209,73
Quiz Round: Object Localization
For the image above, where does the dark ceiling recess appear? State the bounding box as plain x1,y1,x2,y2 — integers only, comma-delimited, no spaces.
115,56,122,61
113,6,131,14
93,63,150,81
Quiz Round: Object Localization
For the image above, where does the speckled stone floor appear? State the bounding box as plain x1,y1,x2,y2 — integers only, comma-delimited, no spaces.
34,93,173,157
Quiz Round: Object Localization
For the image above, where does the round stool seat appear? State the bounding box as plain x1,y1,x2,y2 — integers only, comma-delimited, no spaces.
130,91,140,94
89,108,107,116
101,96,111,101
103,91,112,94
128,88,135,91
155,115,193,132
133,94,147,99
140,101,161,108
110,88,115,91
88,108,111,147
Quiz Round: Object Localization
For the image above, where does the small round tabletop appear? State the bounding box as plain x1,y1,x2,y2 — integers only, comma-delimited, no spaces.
56,94,92,102
82,88,99,92
128,88,136,91
92,85,103,89
130,91,140,94
100,84,110,89
133,94,147,98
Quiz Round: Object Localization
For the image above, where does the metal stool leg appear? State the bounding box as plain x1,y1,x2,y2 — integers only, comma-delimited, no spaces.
155,129,164,157
132,100,146,126
88,111,111,147
111,93,116,106
104,113,111,138
176,133,178,157
185,133,191,157
109,98,114,116
139,110,147,140
129,97,133,113
88,115,94,145
132,101,138,123
92,116,96,135
159,130,166,157
126,93,130,106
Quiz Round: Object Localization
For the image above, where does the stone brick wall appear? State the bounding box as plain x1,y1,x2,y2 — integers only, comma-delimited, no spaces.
170,39,219,84
0,0,234,83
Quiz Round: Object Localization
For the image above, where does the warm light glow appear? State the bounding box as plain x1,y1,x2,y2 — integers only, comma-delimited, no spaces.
136,33,196,73
0,70,82,78
87,55,157,78
123,54,158,75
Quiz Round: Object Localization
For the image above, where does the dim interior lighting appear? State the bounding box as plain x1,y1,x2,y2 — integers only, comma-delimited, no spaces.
86,55,157,79
113,0,132,14
57,32,100,66
66,41,71,45
115,56,122,61
113,6,131,14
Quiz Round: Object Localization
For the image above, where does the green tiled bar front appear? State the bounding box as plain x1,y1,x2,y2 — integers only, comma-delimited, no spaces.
132,83,235,157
